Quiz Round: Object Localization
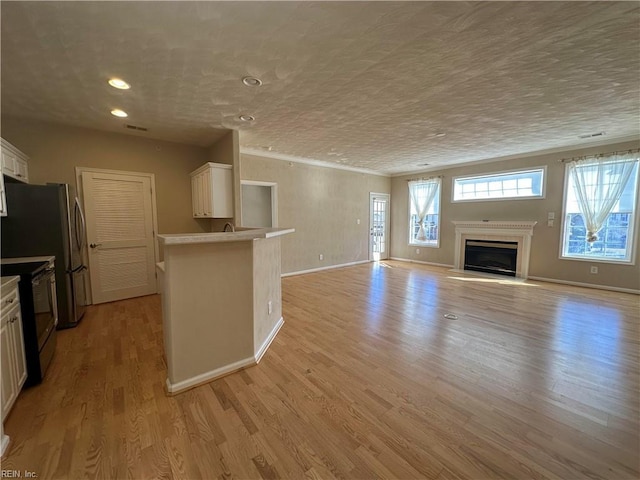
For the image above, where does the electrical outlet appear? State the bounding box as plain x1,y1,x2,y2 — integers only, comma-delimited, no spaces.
268,301,273,315
416,248,420,254
590,266,598,274
547,220,554,227
356,218,361,225
319,254,324,261
547,212,555,220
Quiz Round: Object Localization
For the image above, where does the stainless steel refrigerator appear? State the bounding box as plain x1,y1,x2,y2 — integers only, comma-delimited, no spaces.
1,182,87,328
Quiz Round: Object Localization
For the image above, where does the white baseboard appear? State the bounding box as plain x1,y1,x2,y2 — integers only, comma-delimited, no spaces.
390,257,454,269
166,356,255,395
282,260,370,277
255,317,284,363
527,276,640,295
165,317,286,395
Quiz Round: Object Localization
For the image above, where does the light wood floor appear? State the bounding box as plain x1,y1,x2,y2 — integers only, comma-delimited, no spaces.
3,261,639,479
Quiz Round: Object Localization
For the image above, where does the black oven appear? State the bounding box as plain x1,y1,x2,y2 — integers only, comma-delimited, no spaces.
32,263,57,349
1,258,58,386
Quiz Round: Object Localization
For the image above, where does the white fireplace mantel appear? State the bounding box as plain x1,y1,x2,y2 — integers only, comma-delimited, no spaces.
452,221,537,278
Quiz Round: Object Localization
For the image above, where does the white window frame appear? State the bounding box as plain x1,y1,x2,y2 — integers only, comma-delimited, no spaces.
559,160,639,265
408,179,441,248
452,166,547,203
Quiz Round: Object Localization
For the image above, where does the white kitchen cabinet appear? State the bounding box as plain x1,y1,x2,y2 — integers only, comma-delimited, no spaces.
1,138,29,184
190,162,233,218
0,276,27,423
0,319,14,419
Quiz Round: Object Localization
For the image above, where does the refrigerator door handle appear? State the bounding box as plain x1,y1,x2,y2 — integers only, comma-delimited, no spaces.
68,264,88,274
75,197,87,250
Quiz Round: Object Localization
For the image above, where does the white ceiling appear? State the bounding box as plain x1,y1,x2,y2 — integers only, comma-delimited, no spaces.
1,2,638,175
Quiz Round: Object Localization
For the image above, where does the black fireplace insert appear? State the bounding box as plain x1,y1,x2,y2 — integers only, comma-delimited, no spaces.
464,240,517,277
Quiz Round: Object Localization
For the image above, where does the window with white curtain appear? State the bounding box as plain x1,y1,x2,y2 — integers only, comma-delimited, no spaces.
408,178,441,246
561,152,639,263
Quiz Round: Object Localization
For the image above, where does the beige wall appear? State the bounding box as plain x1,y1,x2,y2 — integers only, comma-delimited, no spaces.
390,140,640,291
1,116,209,235
162,240,254,387
207,130,234,166
241,153,391,274
160,235,286,392
207,130,239,232
253,237,282,352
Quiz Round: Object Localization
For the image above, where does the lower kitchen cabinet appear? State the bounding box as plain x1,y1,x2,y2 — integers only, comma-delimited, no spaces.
1,276,27,422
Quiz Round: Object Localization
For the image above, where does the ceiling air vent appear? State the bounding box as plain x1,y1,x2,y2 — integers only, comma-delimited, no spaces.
578,132,605,139
125,124,148,132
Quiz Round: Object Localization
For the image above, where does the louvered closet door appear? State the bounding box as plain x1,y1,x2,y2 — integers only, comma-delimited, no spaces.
82,171,156,304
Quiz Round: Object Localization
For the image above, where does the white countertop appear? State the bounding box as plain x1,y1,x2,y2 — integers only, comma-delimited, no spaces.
0,255,55,265
158,227,295,246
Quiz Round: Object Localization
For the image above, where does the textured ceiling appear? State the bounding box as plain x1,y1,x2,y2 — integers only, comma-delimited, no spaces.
1,2,638,175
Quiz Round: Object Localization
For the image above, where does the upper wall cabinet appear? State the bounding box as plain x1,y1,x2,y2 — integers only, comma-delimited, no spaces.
1,138,29,184
190,162,233,218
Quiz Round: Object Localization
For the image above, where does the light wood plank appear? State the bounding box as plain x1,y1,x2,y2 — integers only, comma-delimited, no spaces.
2,261,638,479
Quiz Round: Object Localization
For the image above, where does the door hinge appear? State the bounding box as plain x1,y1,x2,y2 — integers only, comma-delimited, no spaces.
155,272,157,279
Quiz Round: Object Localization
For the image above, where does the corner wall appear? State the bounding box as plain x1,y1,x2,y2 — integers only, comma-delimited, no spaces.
206,130,238,231
240,153,391,274
390,140,640,291
253,237,282,353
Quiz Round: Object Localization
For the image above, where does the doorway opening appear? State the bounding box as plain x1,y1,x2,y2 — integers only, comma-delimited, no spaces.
240,181,278,228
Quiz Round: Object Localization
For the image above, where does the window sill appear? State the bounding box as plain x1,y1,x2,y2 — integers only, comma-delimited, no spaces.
559,255,635,266
409,242,439,248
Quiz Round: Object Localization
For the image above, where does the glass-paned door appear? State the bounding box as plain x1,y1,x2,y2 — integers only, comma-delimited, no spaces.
370,193,390,261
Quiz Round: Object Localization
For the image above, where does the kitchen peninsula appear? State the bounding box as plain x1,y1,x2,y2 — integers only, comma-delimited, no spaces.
157,227,294,394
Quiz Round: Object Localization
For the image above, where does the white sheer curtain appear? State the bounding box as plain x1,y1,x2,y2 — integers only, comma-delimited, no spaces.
569,152,638,242
408,179,440,241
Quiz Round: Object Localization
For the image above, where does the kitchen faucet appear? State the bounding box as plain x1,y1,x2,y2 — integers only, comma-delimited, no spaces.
223,222,235,232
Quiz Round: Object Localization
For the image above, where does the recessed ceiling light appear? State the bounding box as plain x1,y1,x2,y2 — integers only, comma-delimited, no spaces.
242,76,263,87
110,109,128,118
108,78,130,90
239,114,255,122
435,132,446,137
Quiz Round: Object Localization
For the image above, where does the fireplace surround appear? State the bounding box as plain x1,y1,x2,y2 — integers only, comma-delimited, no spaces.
452,221,537,279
